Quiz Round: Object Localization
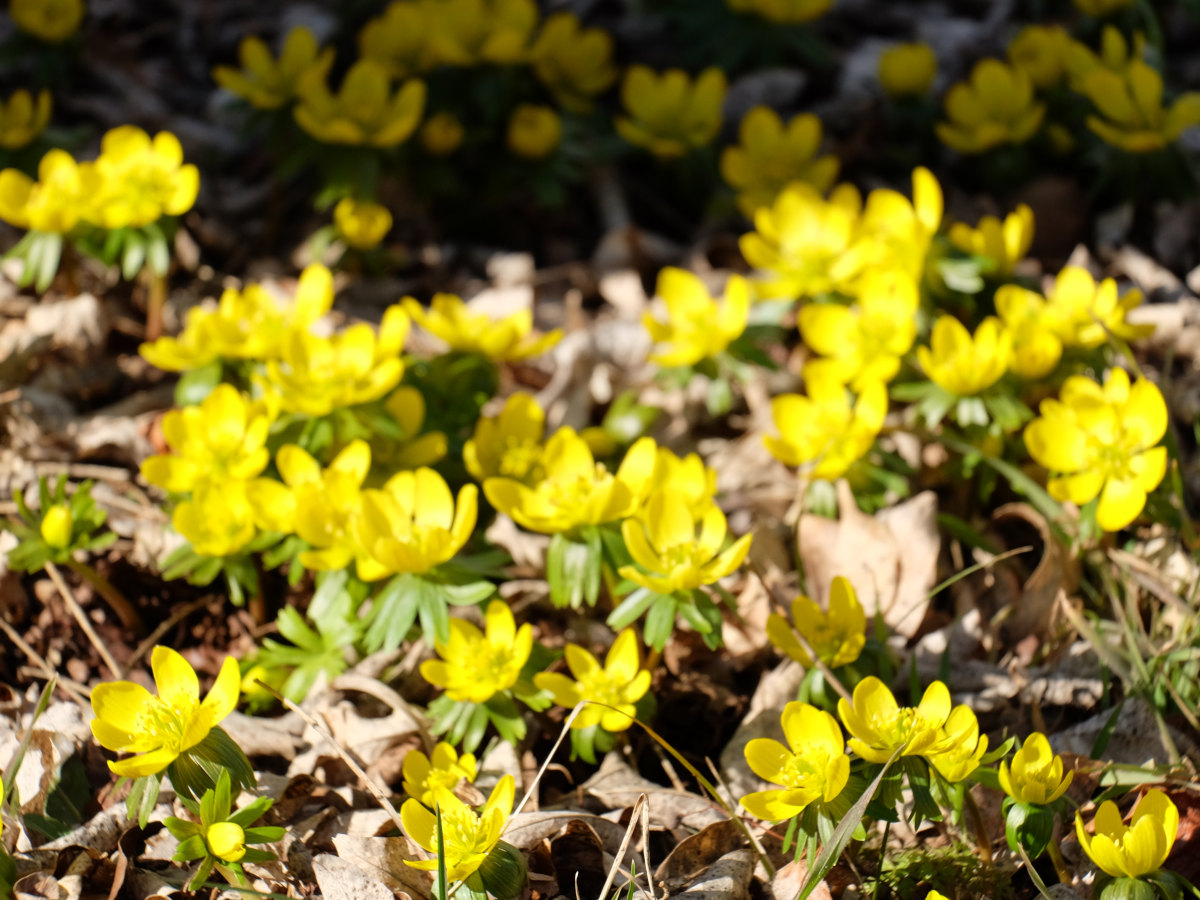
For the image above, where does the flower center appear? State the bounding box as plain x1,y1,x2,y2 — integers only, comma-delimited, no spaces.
137,695,195,753
575,668,627,708
498,436,543,482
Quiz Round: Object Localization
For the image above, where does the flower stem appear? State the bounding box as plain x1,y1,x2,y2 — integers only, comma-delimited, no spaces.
66,557,143,633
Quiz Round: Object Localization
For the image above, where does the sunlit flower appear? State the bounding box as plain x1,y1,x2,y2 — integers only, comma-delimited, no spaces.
936,59,1045,154
644,268,749,367
172,481,260,557
1073,0,1134,16
724,0,833,24
507,104,562,159
764,374,887,480
420,111,465,155
40,504,73,549
89,126,199,229
403,742,478,806
994,285,1062,380
404,293,561,362
420,601,532,703
378,386,448,469
359,0,439,78
999,732,1073,806
213,26,334,109
837,677,952,763
530,12,617,113
720,107,839,217
90,646,240,778
854,167,943,282
1040,265,1153,349
206,822,247,863
1076,789,1179,879
947,204,1034,277
10,0,83,42
0,149,95,234
878,43,937,98
1024,368,1167,532
402,775,515,883
616,66,726,158
766,576,865,670
1079,60,1200,153
334,197,393,250
428,0,538,66
534,629,652,732
741,702,849,822
465,392,546,484
1008,25,1072,90
917,316,1010,397
637,446,719,520
925,705,987,782
0,88,51,150
294,59,426,147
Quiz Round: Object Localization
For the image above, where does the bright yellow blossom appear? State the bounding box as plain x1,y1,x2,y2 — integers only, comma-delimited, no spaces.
420,601,532,703
767,576,865,670
0,149,94,233
1008,25,1072,90
294,60,426,147
644,268,750,367
404,293,560,361
428,0,538,65
530,12,617,113
837,677,954,763
918,316,1010,397
854,167,942,281
334,198,393,250
359,1,439,78
88,126,199,229
725,0,832,24
401,775,515,883
925,705,987,782
936,59,1045,154
1041,265,1152,349
506,104,562,159
947,204,1034,276
0,89,51,150
1024,368,1167,532
1073,0,1134,15
764,375,887,480
464,392,546,484
878,43,937,98
90,646,240,778
172,481,261,557
534,629,652,732
999,733,1073,806
402,742,478,806
40,504,73,549
205,821,247,863
741,702,849,822
379,386,448,469
995,285,1062,380
616,66,726,158
420,111,464,155
1079,60,1200,153
720,107,840,217
636,446,719,520
213,26,334,109
1076,789,1179,879
10,0,83,42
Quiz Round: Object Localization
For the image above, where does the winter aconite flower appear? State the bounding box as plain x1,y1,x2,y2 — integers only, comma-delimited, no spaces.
402,775,516,883
878,43,937,98
917,316,1011,397
764,375,887,480
334,198,393,250
616,66,726,158
530,12,617,113
767,576,865,670
403,743,478,806
213,26,335,109
404,293,561,361
0,149,90,233
359,1,439,78
1076,789,1179,879
947,204,1034,277
1079,60,1200,153
421,602,533,704
534,629,652,732
507,105,562,159
427,0,538,66
421,111,465,155
837,678,954,763
464,392,546,484
1039,265,1152,349
40,504,73,549
725,0,833,25
90,126,199,229
720,107,840,217
1023,368,1167,531
999,732,1073,806
936,59,1045,154
643,268,750,367
10,0,84,42
1073,0,1134,16
924,705,987,782
1008,25,1073,90
995,285,1062,380
294,59,426,147
741,702,849,822
0,89,52,150
172,481,260,557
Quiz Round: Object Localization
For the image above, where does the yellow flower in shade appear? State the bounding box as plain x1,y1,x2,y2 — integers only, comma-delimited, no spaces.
401,775,515,883
534,629,652,732
615,66,726,158
294,60,426,147
379,386,448,469
402,742,478,806
359,1,439,78
1008,25,1072,90
994,285,1062,380
464,392,546,484
618,491,752,595
355,468,478,580
506,104,562,159
428,0,539,66
213,26,334,110
40,504,73,549
1024,368,1168,532
925,705,987,782
947,204,1034,276
766,576,865,670
141,385,274,493
720,107,840,217
0,89,51,150
741,702,849,822
403,293,561,361
1079,60,1200,153
0,149,94,233
998,732,1073,806
10,0,83,42
530,12,617,113
764,375,887,480
798,269,919,389
90,646,240,778
644,268,750,367
725,0,832,24
936,59,1045,154
878,43,937,98
334,197,393,250
485,431,656,534
917,316,1011,397
1077,789,1179,879
837,677,953,763
260,304,409,416
420,111,464,155
1073,0,1134,15
1064,27,1143,91
1041,265,1153,349
90,127,199,229
206,821,247,863
172,480,261,557
420,601,532,703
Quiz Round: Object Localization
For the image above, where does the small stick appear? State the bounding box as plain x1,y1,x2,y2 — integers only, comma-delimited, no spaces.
45,561,123,678
597,793,649,900
128,596,211,668
0,616,90,708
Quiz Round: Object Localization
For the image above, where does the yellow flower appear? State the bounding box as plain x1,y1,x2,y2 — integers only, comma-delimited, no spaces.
403,742,478,806
1073,0,1134,15
837,677,953,763
506,104,562,159
998,732,1073,806
854,167,943,282
530,12,617,113
725,0,833,24
355,468,478,579
1040,265,1153,349
1008,25,1072,90
464,392,546,484
764,375,887,480
1064,27,1143,91
90,126,199,229
0,88,51,150
40,504,73,549
534,629,652,732
420,601,532,703
947,203,1034,276
172,481,261,557
798,269,918,389
994,285,1062,380
90,646,240,778
206,822,246,863
359,0,439,78
294,60,426,147
925,705,988,782
0,149,94,233
1024,368,1167,532
421,111,464,155
334,197,393,250
917,316,1011,397
379,386,449,469
485,431,656,534
618,491,751,595
10,0,83,42
644,268,749,367
878,43,937,98
720,107,840,217
1076,789,1179,879
637,446,719,520
401,775,515,883
260,304,409,416
936,59,1045,154
1079,60,1200,153
428,0,539,66
615,66,726,158
766,576,865,670
404,293,560,361
213,26,334,109
741,702,849,822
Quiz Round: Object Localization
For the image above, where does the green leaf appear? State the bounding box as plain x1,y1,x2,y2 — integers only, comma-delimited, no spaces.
144,222,170,276
547,531,602,609
606,587,657,630
34,232,63,293
121,232,147,280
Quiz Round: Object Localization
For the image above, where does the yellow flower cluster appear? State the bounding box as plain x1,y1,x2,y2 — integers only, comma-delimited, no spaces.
643,268,750,367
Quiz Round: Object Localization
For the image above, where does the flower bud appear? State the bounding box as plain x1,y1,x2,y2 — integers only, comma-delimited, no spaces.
40,504,73,549
477,840,528,900
206,821,247,862
507,105,562,159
